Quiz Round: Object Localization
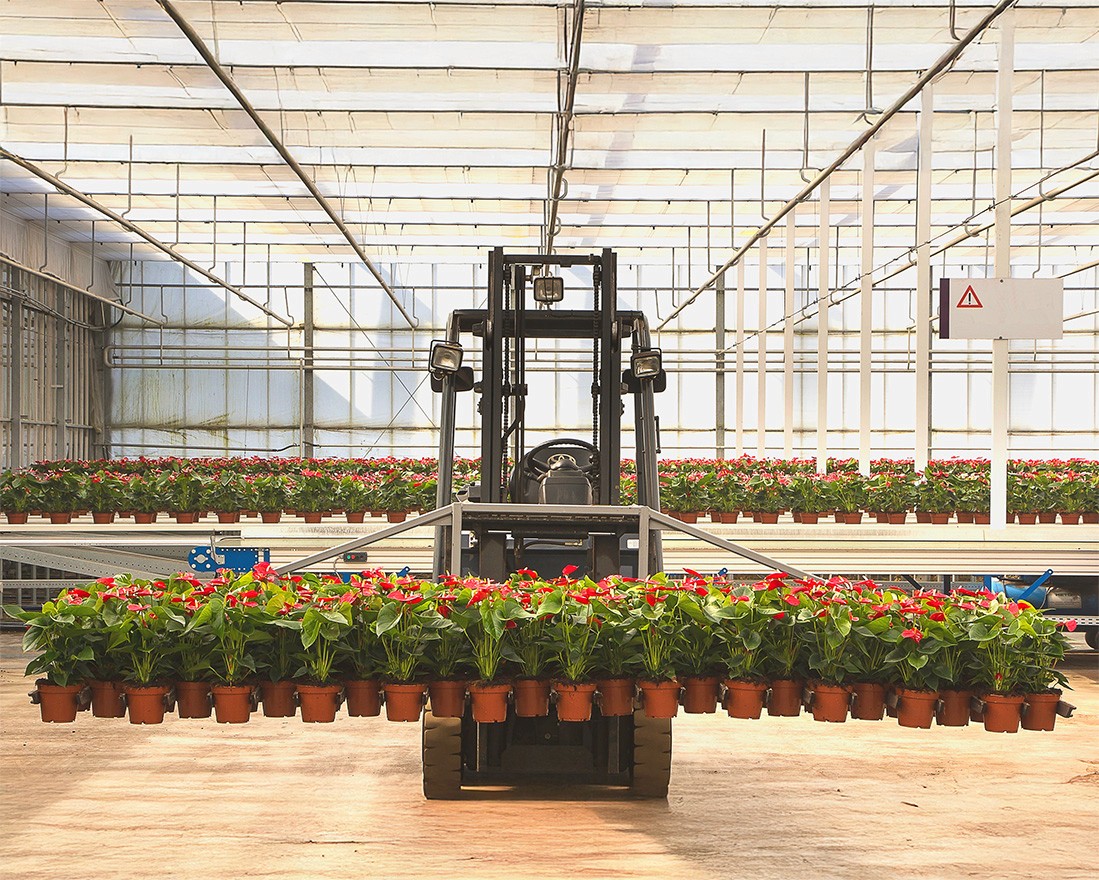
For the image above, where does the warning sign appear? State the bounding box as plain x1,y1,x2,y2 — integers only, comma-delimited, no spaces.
955,285,983,309
939,278,1063,340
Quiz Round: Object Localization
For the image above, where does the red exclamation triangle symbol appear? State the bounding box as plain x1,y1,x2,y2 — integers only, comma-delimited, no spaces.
956,284,983,309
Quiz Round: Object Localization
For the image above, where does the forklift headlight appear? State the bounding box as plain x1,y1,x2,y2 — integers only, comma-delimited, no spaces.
533,276,565,303
631,348,663,379
429,339,464,375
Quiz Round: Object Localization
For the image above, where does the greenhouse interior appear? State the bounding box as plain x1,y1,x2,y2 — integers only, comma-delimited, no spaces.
1,1,1097,878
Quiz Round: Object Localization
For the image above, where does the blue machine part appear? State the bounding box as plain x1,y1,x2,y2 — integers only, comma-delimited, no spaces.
985,569,1053,607
188,545,271,573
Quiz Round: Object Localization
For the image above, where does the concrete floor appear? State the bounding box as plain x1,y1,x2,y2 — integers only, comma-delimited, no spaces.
1,631,1096,880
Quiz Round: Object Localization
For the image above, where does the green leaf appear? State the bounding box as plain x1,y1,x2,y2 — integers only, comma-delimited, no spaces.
374,602,402,635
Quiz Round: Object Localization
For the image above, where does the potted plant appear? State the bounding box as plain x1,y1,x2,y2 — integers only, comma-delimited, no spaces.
847,589,900,721
254,589,303,717
866,472,914,524
374,585,436,721
4,591,95,722
884,624,941,729
342,582,385,717
758,579,808,716
39,470,81,523
295,601,351,723
543,586,602,721
287,470,338,523
250,475,289,524
967,598,1028,732
455,585,524,723
714,588,773,719
1016,609,1072,731
83,472,124,524
927,600,980,726
167,586,217,719
423,588,471,718
165,471,203,523
110,591,179,724
508,585,558,718
196,583,271,723
632,581,683,719
0,469,36,524
336,475,372,524
803,585,857,722
590,588,639,717
674,586,724,714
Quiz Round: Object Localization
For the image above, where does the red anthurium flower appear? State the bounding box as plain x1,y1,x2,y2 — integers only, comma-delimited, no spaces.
562,564,579,577
929,611,946,622
783,594,801,606
683,568,703,578
773,611,786,621
516,568,538,579
68,588,91,599
693,586,708,597
1064,619,1078,632
901,628,924,643
645,592,658,607
126,603,150,612
96,577,116,587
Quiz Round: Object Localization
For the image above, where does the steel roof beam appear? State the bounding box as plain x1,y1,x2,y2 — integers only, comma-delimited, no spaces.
654,0,1020,331
155,0,417,329
0,148,293,326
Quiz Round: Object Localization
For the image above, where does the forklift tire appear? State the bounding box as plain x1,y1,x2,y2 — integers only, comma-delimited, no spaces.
630,710,672,798
422,711,463,799
1086,628,1098,651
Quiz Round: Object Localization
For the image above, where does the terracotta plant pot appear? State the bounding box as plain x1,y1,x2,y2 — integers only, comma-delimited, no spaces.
719,512,739,524
386,512,408,523
91,511,115,524
175,681,213,719
895,687,939,729
469,682,511,723
553,681,598,722
850,682,886,721
915,511,932,524
888,513,907,524
808,683,850,723
383,683,426,722
1037,512,1057,524
427,679,468,718
759,512,779,524
297,683,342,723
680,675,720,714
260,680,297,718
302,512,323,523
638,679,680,719
4,512,29,524
957,511,975,523
260,511,282,524
980,693,1025,733
1059,513,1081,525
799,513,819,524
512,678,551,717
1016,513,1037,525
1082,512,1099,524
88,679,126,718
929,513,951,525
344,679,382,717
936,689,972,727
724,679,767,719
345,511,366,524
124,684,171,725
216,511,241,524
842,512,863,524
1021,691,1061,731
34,682,84,723
211,684,254,724
173,512,198,524
596,678,635,716
974,513,991,524
766,678,804,717
49,512,73,524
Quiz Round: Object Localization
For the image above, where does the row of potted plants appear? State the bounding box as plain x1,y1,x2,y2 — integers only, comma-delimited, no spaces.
3,456,1097,523
9,565,1075,733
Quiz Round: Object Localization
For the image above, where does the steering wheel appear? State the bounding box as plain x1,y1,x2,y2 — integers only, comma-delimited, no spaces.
520,438,599,480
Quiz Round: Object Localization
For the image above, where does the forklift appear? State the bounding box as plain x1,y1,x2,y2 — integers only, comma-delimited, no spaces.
421,248,673,798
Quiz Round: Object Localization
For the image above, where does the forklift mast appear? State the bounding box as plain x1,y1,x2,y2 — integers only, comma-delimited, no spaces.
430,248,665,579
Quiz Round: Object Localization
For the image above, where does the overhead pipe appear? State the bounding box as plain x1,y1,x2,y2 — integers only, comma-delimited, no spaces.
655,0,1020,332
0,148,292,327
155,0,417,329
544,0,587,255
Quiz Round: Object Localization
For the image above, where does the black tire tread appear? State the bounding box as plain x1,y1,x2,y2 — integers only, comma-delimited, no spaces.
631,710,672,798
422,711,463,799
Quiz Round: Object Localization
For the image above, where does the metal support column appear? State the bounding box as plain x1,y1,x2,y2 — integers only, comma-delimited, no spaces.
302,262,316,458
783,212,796,458
915,85,934,473
757,236,768,457
9,296,23,469
816,180,830,474
54,282,68,458
992,10,1014,530
859,140,876,476
735,259,746,456
715,271,726,458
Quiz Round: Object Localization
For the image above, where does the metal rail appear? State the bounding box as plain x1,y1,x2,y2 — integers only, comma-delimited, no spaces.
544,0,586,255
155,0,417,329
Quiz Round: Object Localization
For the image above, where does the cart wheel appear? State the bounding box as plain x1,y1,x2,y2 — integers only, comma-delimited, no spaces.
422,710,463,799
631,710,672,798
1085,628,1098,651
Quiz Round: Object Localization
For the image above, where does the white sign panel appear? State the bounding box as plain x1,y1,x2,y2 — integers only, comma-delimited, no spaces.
939,277,1064,340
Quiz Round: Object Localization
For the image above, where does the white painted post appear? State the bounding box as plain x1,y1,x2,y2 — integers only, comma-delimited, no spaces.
757,235,768,457
784,211,796,459
859,140,876,476
915,85,934,474
816,179,830,474
735,257,746,456
992,10,1014,530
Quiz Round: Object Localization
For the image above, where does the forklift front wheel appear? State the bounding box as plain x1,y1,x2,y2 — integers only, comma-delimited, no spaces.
422,710,464,799
631,709,672,798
